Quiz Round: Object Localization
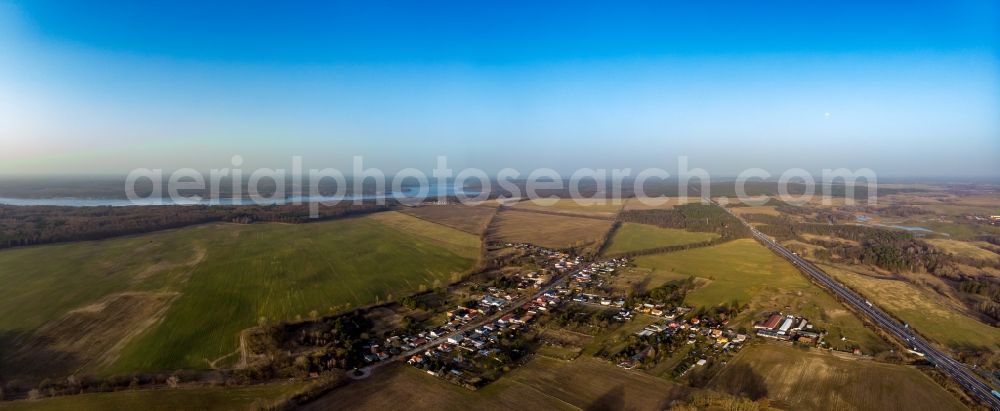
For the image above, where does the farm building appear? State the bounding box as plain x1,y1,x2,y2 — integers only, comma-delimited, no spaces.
755,314,783,330
778,317,794,335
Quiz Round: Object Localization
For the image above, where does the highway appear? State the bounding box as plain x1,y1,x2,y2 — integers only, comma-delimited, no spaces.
714,200,1000,409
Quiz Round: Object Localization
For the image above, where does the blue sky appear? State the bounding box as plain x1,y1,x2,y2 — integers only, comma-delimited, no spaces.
1,1,997,176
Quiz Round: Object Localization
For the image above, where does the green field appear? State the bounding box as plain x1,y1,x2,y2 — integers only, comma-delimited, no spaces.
0,211,480,374
602,223,718,256
492,209,614,253
0,382,312,411
635,239,818,307
710,344,966,411
634,240,888,353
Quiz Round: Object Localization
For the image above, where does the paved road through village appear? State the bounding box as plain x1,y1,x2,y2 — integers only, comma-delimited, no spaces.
358,256,587,376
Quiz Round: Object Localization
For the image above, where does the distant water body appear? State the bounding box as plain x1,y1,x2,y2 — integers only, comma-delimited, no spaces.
0,185,479,207
854,214,946,236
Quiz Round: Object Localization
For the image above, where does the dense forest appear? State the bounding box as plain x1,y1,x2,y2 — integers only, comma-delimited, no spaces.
763,200,936,225
0,202,389,249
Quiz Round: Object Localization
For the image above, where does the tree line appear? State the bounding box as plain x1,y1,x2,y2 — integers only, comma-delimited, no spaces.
619,204,750,240
0,202,390,249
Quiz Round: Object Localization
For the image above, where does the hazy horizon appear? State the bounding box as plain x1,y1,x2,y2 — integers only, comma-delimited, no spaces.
2,1,998,177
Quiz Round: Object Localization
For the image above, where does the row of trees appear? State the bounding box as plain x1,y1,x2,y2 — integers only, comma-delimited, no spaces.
2,369,207,402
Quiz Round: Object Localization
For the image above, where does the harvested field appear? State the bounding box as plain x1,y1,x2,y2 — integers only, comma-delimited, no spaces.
304,356,690,411
510,198,622,217
729,205,781,216
624,196,701,210
709,344,966,411
0,381,313,411
491,209,614,252
399,203,498,235
500,356,689,410
302,362,573,411
800,233,860,246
